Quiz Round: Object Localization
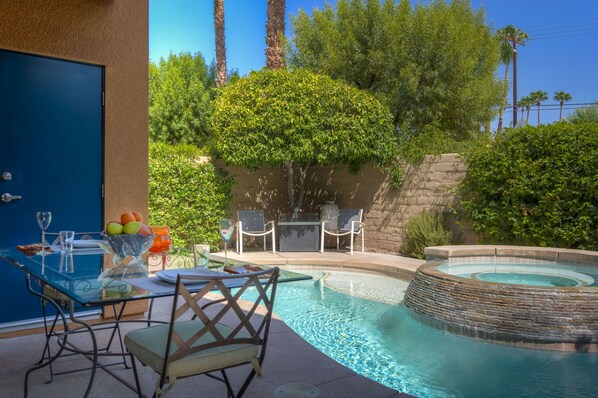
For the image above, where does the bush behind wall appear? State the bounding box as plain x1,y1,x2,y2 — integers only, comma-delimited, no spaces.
458,123,598,250
148,142,233,250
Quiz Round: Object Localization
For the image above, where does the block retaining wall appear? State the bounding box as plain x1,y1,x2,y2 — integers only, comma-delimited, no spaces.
227,154,474,254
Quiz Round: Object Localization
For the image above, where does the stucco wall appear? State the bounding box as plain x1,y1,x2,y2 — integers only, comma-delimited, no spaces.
228,154,474,253
0,0,149,223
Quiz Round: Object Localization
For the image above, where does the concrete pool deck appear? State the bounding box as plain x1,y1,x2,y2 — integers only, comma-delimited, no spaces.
0,250,423,398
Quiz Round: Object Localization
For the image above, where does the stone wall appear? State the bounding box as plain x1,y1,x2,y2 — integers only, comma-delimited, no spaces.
404,248,598,351
227,153,474,254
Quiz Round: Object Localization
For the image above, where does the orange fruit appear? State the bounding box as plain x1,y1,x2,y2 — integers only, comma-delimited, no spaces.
120,212,136,225
132,211,143,222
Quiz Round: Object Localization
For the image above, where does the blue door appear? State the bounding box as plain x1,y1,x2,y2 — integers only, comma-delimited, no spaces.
0,50,103,326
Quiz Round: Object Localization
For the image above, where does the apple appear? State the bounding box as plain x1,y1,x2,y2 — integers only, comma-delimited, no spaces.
106,222,124,235
123,221,141,235
139,223,153,236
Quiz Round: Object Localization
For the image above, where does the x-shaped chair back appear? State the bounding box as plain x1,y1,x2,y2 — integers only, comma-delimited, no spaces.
163,268,279,372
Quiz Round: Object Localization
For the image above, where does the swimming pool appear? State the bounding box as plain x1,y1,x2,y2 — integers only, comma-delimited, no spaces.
244,268,598,397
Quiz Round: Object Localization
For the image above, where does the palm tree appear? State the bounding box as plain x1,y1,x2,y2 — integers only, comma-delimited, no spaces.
524,97,532,123
519,96,532,125
553,91,572,121
266,0,286,70
531,90,548,125
496,25,529,134
214,0,227,87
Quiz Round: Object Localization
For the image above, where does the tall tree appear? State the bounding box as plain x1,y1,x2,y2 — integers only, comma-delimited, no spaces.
496,25,528,134
553,91,572,121
149,52,213,146
531,90,548,125
266,0,286,69
214,0,227,87
290,0,503,138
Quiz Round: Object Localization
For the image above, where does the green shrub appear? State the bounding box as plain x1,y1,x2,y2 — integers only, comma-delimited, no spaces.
398,126,484,164
568,103,598,124
458,123,598,249
148,142,234,250
403,211,453,259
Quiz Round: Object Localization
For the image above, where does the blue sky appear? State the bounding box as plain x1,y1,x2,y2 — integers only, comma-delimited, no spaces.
150,0,598,126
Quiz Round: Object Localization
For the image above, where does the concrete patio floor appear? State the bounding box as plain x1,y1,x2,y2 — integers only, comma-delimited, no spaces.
0,250,423,398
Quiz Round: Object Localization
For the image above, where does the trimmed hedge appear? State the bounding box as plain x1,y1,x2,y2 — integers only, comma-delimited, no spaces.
148,142,233,250
458,123,598,249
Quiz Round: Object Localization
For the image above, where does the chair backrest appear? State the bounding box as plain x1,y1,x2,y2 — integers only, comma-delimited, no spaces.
238,210,266,232
338,209,363,231
162,267,279,373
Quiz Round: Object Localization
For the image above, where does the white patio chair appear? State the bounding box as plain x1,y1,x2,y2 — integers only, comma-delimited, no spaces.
320,209,364,255
236,210,276,254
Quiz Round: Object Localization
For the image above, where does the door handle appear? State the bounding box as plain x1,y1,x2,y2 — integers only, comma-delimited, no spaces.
1,193,22,203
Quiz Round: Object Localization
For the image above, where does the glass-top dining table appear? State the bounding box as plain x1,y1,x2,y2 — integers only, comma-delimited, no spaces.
0,247,311,397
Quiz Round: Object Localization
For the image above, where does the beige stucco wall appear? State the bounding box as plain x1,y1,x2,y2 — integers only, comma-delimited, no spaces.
228,154,475,254
0,0,149,223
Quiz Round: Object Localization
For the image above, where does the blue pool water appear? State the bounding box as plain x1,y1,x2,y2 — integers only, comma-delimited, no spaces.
244,269,598,398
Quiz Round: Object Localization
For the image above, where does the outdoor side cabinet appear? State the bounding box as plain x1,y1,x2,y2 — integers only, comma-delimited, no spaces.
278,221,320,252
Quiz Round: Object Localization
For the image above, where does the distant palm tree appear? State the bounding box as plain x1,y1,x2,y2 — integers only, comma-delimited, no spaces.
266,0,286,70
496,25,529,134
525,98,532,123
553,91,572,121
214,0,227,87
531,90,548,125
519,96,532,125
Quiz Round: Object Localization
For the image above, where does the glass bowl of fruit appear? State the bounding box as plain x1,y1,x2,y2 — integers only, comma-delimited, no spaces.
98,212,155,284
99,233,155,260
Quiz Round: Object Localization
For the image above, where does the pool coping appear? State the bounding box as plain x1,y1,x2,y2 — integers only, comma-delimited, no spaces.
425,244,598,265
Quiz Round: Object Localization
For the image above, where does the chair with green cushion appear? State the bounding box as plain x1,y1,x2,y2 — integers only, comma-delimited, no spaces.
124,267,280,398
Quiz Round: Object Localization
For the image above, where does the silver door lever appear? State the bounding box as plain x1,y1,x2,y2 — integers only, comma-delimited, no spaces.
1,193,22,203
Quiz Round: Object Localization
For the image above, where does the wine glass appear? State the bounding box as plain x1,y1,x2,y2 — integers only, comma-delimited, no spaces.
218,219,234,266
36,211,52,249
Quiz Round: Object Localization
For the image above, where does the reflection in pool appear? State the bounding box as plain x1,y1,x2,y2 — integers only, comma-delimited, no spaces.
244,268,598,398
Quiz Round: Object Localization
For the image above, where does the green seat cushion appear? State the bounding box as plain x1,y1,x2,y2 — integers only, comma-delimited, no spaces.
124,320,259,380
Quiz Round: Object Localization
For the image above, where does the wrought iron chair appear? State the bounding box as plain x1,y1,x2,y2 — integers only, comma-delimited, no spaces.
235,210,276,254
320,209,365,255
124,267,280,398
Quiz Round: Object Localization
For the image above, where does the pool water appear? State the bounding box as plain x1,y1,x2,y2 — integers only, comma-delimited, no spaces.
244,269,598,398
436,262,597,287
474,271,581,286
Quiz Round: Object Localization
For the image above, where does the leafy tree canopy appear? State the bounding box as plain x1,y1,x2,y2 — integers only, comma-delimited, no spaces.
149,52,214,147
289,0,503,138
211,67,396,213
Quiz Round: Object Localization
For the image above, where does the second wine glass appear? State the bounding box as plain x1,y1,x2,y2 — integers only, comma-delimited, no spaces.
218,219,234,266
36,211,52,248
